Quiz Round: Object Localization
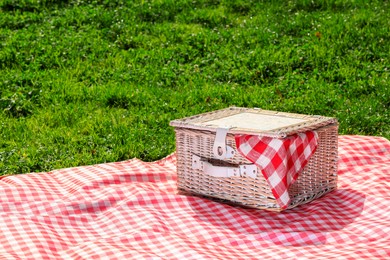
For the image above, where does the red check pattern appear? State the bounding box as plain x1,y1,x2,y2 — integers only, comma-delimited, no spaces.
235,131,318,209
0,135,389,259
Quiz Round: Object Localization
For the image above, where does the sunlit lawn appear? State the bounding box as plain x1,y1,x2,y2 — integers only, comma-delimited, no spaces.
0,0,389,175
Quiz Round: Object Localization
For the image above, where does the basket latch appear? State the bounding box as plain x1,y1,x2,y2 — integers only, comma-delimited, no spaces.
213,127,235,159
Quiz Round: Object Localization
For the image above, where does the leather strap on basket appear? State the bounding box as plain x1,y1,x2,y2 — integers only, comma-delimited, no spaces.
235,131,319,210
213,128,235,159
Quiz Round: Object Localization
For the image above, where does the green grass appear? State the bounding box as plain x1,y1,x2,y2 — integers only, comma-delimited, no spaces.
0,0,389,175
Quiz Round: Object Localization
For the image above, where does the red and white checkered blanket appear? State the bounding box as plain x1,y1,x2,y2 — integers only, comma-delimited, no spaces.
0,135,389,259
235,131,318,209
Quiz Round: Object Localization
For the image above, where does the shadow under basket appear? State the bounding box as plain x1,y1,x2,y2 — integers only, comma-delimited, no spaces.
170,107,339,212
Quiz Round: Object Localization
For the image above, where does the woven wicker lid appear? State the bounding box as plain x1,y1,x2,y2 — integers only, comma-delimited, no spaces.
170,107,338,138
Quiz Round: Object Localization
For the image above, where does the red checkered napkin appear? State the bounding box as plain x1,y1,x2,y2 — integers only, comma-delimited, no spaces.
235,131,318,209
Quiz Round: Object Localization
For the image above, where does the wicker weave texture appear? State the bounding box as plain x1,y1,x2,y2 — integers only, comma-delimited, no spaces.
174,124,338,211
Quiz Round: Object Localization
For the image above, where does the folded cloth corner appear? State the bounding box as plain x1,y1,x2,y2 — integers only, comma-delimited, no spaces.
235,131,318,209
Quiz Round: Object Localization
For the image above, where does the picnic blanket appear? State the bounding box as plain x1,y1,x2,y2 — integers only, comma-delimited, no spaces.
0,135,389,259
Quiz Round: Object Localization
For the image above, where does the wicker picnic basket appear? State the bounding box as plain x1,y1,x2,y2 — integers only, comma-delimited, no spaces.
170,107,339,211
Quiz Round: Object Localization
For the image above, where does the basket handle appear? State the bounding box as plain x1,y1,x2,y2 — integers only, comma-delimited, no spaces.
191,154,257,178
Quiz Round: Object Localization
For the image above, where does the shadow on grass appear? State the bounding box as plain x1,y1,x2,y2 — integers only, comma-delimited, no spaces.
0,0,70,12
